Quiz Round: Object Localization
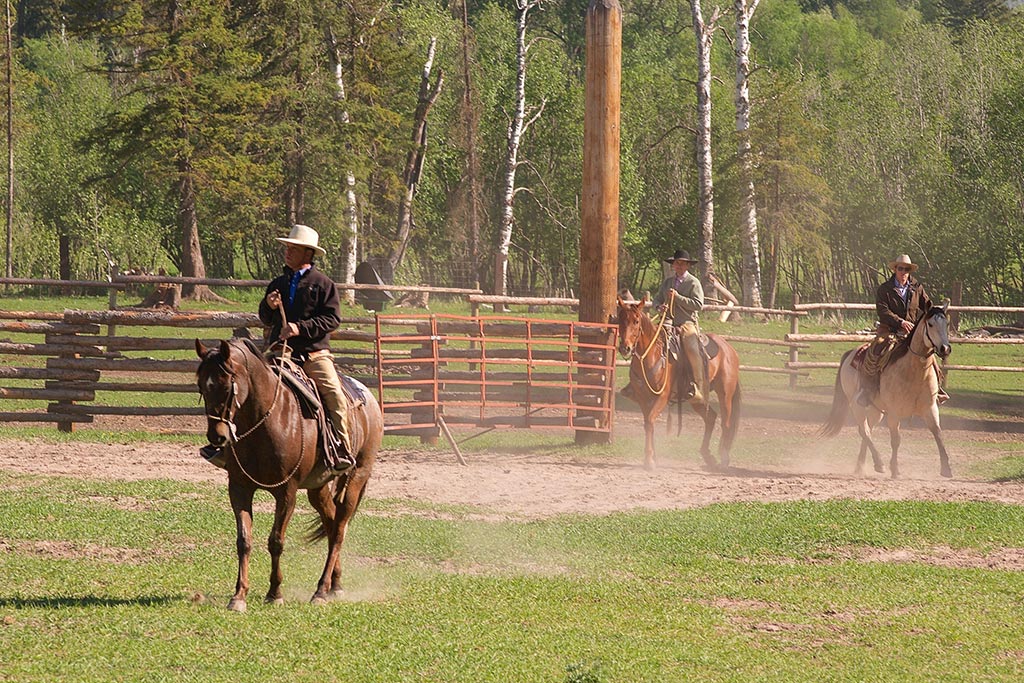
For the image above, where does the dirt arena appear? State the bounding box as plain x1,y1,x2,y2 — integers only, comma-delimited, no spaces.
2,409,1022,521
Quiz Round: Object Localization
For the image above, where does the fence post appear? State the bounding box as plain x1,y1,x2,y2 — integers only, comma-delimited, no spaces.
788,291,800,389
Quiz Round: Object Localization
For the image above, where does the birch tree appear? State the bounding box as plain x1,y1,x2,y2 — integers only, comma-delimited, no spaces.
386,38,444,280
495,0,545,300
733,0,762,307
325,23,361,303
690,0,722,283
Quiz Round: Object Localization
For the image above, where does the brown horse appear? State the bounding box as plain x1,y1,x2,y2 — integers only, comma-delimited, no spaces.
820,302,952,478
617,296,742,470
195,338,383,611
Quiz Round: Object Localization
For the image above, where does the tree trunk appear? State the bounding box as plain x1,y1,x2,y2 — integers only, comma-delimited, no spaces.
460,0,482,289
325,23,359,302
177,154,225,302
734,0,763,308
495,0,540,301
387,38,443,280
691,1,720,284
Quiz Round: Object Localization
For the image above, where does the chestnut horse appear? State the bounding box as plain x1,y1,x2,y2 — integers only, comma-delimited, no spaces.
195,339,383,611
820,302,952,478
617,297,741,470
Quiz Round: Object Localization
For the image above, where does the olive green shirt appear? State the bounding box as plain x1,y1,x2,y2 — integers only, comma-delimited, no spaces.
653,271,704,326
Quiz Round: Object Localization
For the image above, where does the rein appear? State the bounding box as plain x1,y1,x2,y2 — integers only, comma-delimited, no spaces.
632,296,675,396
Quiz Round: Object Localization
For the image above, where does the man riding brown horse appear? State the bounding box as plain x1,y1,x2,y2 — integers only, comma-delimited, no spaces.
857,254,950,408
621,248,707,404
201,224,355,475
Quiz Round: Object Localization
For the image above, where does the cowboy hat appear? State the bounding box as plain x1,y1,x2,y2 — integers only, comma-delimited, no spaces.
665,249,699,264
889,254,918,272
276,224,326,257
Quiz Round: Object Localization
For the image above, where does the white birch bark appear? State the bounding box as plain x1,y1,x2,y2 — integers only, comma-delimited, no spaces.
690,1,721,282
325,25,359,303
495,0,542,299
734,0,762,308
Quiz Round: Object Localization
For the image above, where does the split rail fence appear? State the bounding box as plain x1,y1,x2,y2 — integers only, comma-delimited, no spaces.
1,275,1022,433
0,309,617,441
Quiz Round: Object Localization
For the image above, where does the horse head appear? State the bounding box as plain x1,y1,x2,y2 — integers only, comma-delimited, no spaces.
616,294,649,357
914,302,952,360
195,339,253,448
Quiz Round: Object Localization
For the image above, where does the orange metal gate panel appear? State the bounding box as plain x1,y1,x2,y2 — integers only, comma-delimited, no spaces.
374,314,617,436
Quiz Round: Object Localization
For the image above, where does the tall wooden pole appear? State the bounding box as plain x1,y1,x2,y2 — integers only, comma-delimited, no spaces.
4,0,12,280
577,0,621,443
579,0,621,326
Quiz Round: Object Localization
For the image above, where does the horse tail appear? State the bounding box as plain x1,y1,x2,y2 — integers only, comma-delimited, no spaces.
819,349,854,437
305,517,329,543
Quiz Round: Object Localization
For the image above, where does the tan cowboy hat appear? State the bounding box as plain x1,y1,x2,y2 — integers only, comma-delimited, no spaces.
276,224,326,256
665,249,699,264
888,254,918,272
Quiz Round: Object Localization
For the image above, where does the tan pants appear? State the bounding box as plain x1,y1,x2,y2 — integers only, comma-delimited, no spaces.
303,354,352,456
680,321,706,401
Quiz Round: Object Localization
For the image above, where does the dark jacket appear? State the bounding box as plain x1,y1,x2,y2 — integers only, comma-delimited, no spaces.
258,265,341,360
875,275,931,336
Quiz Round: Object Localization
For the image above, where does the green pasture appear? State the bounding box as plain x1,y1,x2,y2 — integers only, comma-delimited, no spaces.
2,470,1024,682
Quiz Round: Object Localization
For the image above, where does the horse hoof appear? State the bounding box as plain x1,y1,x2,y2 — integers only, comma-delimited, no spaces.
227,598,247,613
310,594,328,606
941,467,952,479
265,596,284,606
873,464,884,474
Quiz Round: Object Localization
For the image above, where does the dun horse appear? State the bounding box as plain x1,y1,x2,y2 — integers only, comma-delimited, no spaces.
820,302,952,478
617,296,741,471
195,339,383,611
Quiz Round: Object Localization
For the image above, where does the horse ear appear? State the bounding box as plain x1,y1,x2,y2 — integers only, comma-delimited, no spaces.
640,293,649,306
941,300,949,313
195,339,209,358
219,339,232,361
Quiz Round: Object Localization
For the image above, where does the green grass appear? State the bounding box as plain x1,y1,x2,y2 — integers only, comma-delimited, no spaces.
2,472,1024,682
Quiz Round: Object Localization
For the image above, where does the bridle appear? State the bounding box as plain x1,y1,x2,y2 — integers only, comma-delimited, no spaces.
200,341,304,488
907,310,944,359
620,302,672,396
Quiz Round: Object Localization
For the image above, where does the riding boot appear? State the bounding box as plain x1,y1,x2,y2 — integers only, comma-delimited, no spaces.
200,445,228,469
933,365,950,404
304,354,356,472
681,327,705,404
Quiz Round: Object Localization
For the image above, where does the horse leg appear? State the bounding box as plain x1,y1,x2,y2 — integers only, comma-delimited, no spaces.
922,404,952,478
306,484,339,604
227,483,255,612
716,386,737,468
692,400,718,470
887,416,902,479
643,413,657,470
265,486,297,605
854,411,884,475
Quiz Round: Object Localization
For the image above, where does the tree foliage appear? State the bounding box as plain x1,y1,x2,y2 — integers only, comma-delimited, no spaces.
2,0,1023,307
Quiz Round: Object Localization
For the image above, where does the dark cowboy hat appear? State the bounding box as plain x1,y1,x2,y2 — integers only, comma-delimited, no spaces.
665,249,699,264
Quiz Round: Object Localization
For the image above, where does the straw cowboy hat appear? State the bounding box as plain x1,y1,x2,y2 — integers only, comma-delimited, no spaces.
665,249,699,264
889,254,918,272
276,224,326,257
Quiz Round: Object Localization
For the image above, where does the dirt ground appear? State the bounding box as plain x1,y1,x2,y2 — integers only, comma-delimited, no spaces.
2,410,1022,521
